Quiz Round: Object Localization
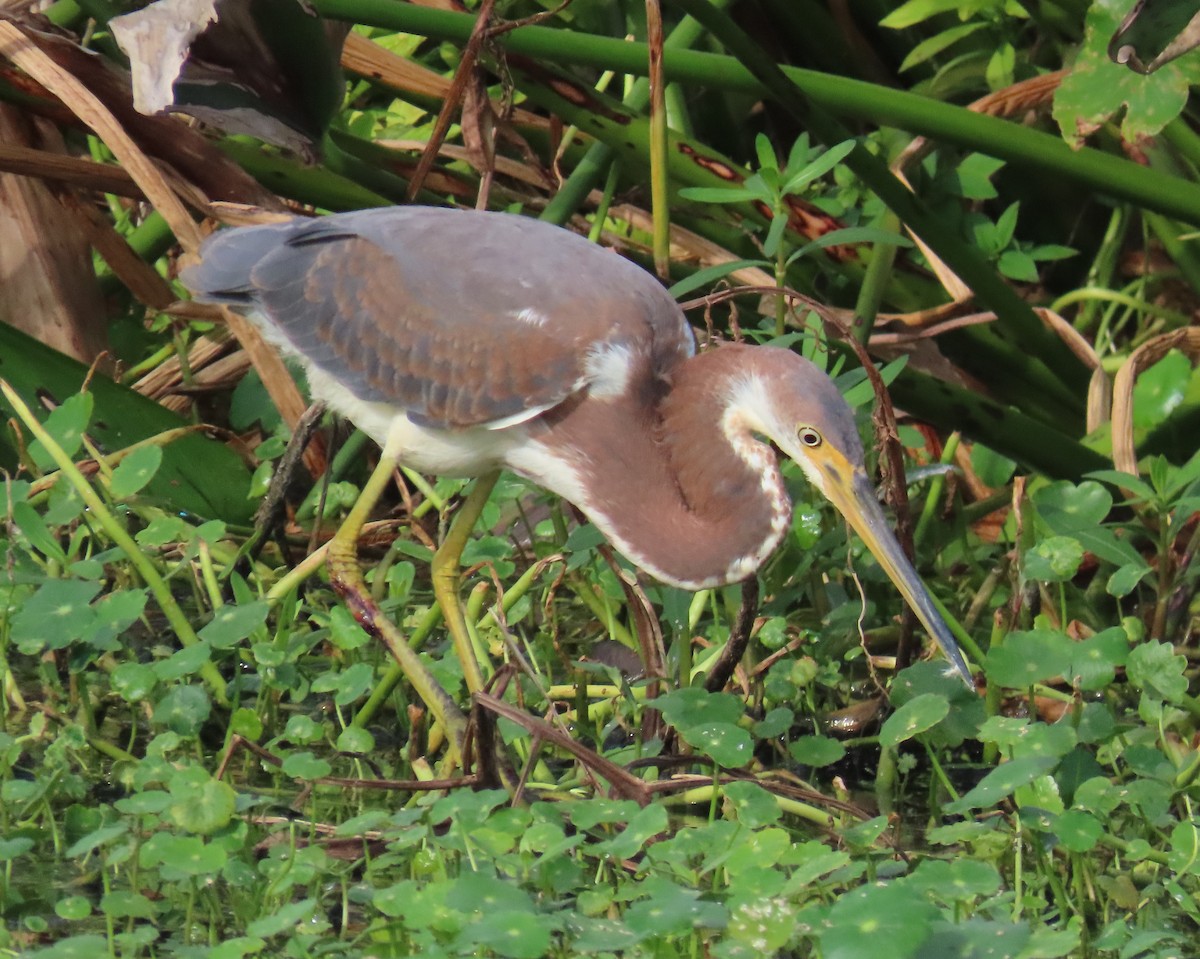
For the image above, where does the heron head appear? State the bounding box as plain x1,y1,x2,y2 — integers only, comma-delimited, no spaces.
731,347,972,685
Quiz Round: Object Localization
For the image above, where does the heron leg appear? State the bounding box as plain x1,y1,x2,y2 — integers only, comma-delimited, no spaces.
326,453,469,754
430,471,500,696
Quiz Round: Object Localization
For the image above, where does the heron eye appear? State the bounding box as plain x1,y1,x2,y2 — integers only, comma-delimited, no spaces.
798,426,823,448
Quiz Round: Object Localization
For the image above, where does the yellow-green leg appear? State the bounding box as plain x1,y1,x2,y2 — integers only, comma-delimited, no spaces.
431,471,500,696
326,453,468,753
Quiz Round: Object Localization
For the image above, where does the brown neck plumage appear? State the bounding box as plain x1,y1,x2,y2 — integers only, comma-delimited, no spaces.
524,345,792,590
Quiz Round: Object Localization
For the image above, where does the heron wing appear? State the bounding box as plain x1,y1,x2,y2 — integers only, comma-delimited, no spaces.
182,208,694,428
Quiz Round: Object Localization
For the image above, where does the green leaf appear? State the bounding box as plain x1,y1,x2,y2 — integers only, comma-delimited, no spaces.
840,355,909,409
971,444,1017,486
679,722,753,767
754,706,793,742
0,836,34,860
908,859,1002,902
667,258,768,299
918,919,1033,958
722,781,782,828
754,132,778,172
327,605,371,650
208,937,267,959
998,248,1039,282
985,630,1073,688
944,755,1059,814
152,685,212,737
111,663,157,702
336,725,375,753
145,834,227,877
728,898,795,951
677,185,760,204
27,392,93,471
199,600,270,649
1024,535,1085,582
153,643,212,682
281,751,332,780
977,716,1076,759
64,824,129,858
246,899,317,938
655,688,745,726
1031,243,1078,261
822,881,938,959
310,661,375,705
282,713,325,744
1086,468,1157,502
879,694,949,748
623,878,726,936
1168,819,1200,874
1066,627,1130,690
781,139,856,193
10,579,102,654
230,707,264,740
1127,641,1189,702
10,499,68,564
1015,773,1064,816
1055,809,1104,852
788,735,846,767
169,773,236,835
1108,562,1151,597
1133,350,1190,428
1053,0,1200,146
448,871,535,914
99,891,156,920
109,445,163,499
898,21,987,72
458,911,553,959
84,589,148,652
786,225,912,266
763,211,789,258
593,803,669,860
986,40,1016,89
54,896,92,921
880,0,968,30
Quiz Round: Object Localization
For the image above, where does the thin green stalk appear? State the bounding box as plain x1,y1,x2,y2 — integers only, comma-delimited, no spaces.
0,380,228,704
926,591,985,669
645,0,671,279
1051,286,1192,330
853,210,903,344
923,740,960,802
913,432,960,549
1145,212,1200,301
351,605,439,728
566,574,638,650
1161,116,1200,174
588,161,622,240
664,785,835,827
1070,207,1129,335
875,741,897,817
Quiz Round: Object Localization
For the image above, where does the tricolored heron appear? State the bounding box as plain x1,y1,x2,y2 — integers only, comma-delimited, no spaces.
183,206,972,750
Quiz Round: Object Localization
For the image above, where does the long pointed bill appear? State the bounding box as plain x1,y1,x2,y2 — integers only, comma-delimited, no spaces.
824,470,973,686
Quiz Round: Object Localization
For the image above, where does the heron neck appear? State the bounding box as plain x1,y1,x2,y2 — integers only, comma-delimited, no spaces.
514,346,791,590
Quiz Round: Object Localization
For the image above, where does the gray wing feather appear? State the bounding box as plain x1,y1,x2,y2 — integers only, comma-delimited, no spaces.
182,208,693,428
